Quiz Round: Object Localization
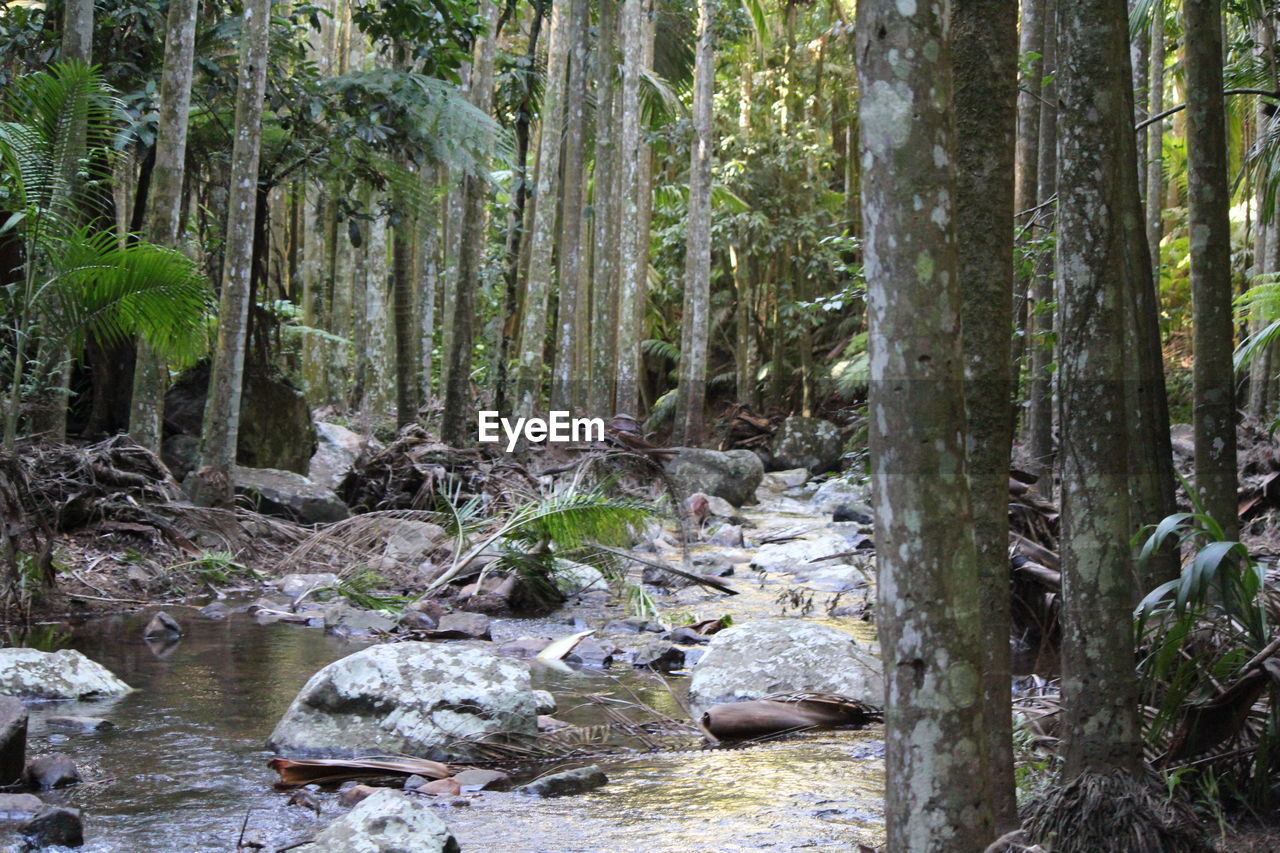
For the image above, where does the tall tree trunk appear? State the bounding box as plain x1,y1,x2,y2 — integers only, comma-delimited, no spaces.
129,0,199,452
1146,5,1165,273
392,193,417,426
1184,0,1240,537
441,0,499,445
1027,0,1058,495
1011,0,1043,388
514,0,572,420
191,0,271,506
859,0,994,845
1248,19,1277,419
550,0,590,412
588,0,620,418
419,168,442,401
674,0,714,445
954,0,1018,829
613,0,646,416
1055,0,1142,777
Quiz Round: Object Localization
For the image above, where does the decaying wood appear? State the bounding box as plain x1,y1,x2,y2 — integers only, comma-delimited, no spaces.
701,693,882,741
268,756,452,788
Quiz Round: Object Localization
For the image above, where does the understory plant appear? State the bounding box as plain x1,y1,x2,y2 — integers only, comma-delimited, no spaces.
1135,510,1280,810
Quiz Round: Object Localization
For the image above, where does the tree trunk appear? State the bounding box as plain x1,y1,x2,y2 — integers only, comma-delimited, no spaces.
1184,0,1240,538
392,193,417,426
191,0,271,507
441,0,499,445
674,0,714,445
1055,0,1142,777
550,0,590,412
858,0,994,845
613,0,646,416
1146,6,1164,275
128,0,199,452
1248,20,1276,419
588,0,620,418
954,0,1019,829
514,0,572,420
1011,0,1042,387
1027,0,1058,495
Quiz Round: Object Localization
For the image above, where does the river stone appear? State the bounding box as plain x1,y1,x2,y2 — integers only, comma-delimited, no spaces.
20,805,83,849
0,697,25,787
514,765,608,798
810,478,871,515
382,520,447,563
762,468,811,490
750,534,854,573
268,643,539,761
309,422,379,491
0,794,42,821
143,611,182,639
664,449,764,507
770,416,842,474
228,467,350,525
298,788,458,853
44,716,112,733
276,573,341,599
554,560,606,597
0,649,130,701
687,620,883,717
24,753,79,789
323,602,396,636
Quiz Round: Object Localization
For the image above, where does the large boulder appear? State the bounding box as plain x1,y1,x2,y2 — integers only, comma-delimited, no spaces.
228,467,349,525
295,789,458,853
309,423,380,492
688,620,882,717
770,416,843,474
268,643,540,761
166,363,317,474
0,698,25,787
0,650,130,701
665,449,764,507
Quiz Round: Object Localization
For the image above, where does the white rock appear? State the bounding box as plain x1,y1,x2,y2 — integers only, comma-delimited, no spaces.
0,649,131,701
297,788,457,853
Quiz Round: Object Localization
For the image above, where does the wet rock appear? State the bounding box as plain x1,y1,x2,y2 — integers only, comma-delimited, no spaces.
554,560,607,597
563,637,614,669
531,690,557,715
668,627,711,645
687,620,883,717
831,504,873,524
0,649,130,701
297,788,458,853
810,478,871,515
323,602,396,636
665,449,764,507
792,563,869,592
166,363,317,474
706,524,744,547
602,618,663,635
309,422,379,492
277,573,341,599
537,715,569,731
199,601,231,620
750,534,854,574
407,599,446,622
762,468,811,490
20,805,83,849
268,643,539,761
402,775,428,790
339,783,380,807
702,494,738,519
0,697,26,787
425,612,491,640
451,768,510,791
44,717,112,733
770,416,842,474
24,753,79,789
682,648,705,668
514,765,608,798
289,789,323,815
143,611,182,639
626,640,685,672
417,777,461,796
0,794,43,821
224,467,350,525
399,610,439,632
498,637,551,659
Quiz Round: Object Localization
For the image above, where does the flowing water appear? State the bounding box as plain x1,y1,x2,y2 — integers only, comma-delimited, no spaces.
1,485,887,851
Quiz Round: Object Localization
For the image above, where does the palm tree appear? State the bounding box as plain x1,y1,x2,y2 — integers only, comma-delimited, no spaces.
0,62,213,449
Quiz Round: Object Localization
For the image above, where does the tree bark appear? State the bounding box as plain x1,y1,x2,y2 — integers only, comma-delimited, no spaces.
674,0,714,445
1184,0,1240,538
1055,0,1142,777
1027,0,1057,495
613,0,646,416
588,0,620,418
129,0,199,452
1011,0,1042,386
191,0,271,507
954,0,1019,829
858,0,994,845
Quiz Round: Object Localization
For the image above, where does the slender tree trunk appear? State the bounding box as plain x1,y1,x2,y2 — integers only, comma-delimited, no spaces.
674,0,714,445
191,0,271,506
419,169,441,401
129,0,198,452
1248,20,1277,419
588,0,620,418
1011,0,1043,386
392,192,417,426
551,0,590,412
954,0,1019,829
1056,0,1142,777
613,0,646,416
1028,0,1057,495
514,0,572,420
1184,0,1240,537
441,0,499,444
859,0,994,845
1146,6,1165,273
